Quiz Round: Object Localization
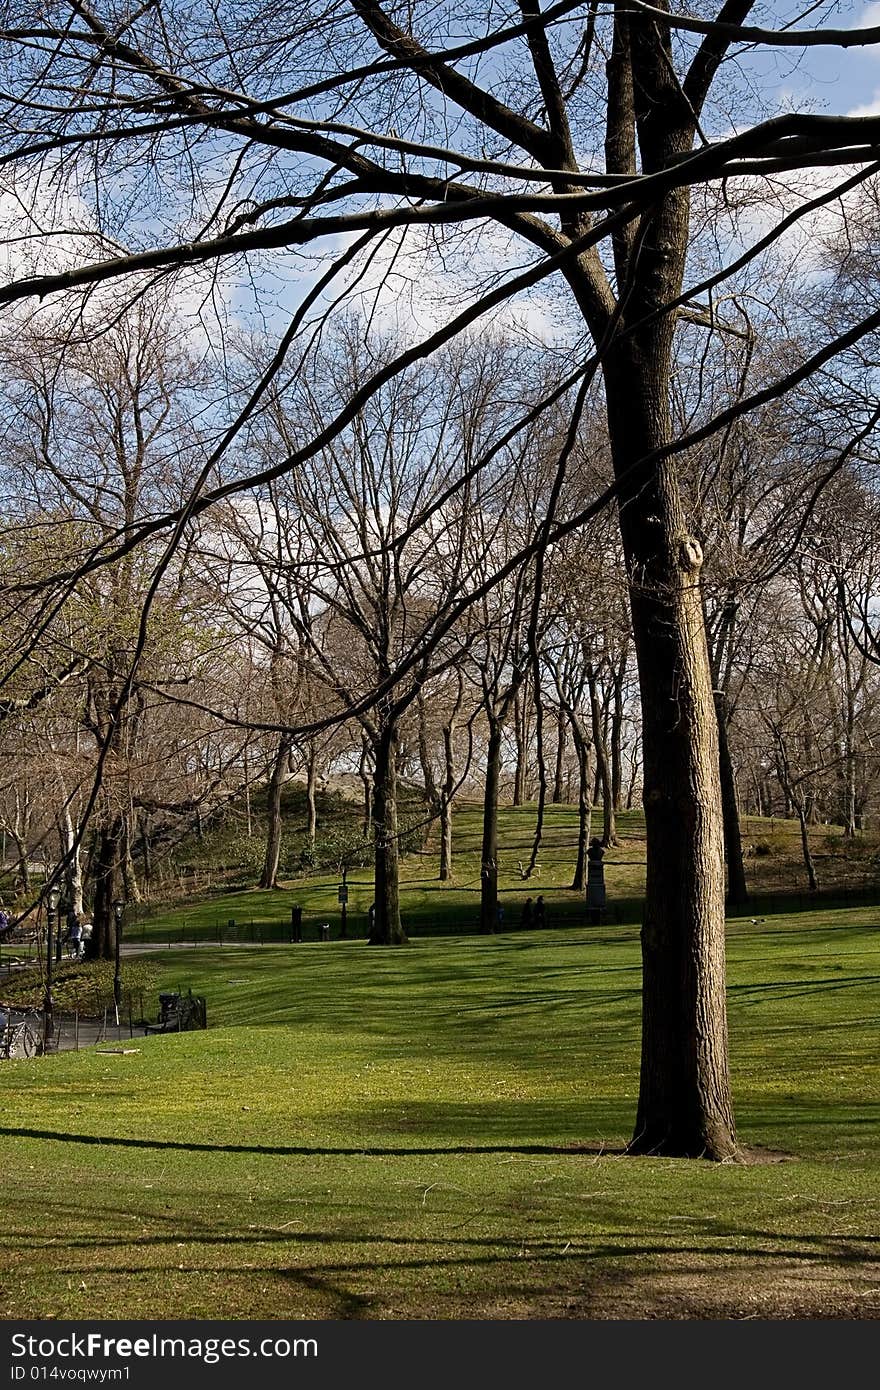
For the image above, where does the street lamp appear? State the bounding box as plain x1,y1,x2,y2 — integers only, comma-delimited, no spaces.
44,885,61,1048
112,898,124,1024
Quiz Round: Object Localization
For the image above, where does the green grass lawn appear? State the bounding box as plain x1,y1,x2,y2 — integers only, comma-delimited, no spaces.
0,904,878,1319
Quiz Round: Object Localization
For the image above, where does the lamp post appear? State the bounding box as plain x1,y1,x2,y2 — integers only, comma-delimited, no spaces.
112,898,124,1024
338,866,348,939
44,885,61,1048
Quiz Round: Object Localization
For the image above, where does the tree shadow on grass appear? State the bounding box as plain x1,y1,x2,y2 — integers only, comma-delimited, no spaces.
0,1123,622,1158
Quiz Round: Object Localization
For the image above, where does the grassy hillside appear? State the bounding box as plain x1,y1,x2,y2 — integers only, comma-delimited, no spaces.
122,795,880,944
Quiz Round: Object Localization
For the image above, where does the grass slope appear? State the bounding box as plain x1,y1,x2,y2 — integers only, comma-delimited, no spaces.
0,905,878,1319
124,802,880,946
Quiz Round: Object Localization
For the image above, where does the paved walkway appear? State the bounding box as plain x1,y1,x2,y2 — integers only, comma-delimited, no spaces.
1,1006,146,1055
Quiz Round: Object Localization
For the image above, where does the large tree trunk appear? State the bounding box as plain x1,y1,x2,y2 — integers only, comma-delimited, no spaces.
259,733,291,889
480,716,502,934
89,816,124,960
603,334,736,1160
369,722,406,944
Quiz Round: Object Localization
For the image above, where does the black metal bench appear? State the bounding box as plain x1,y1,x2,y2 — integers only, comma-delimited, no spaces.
144,990,207,1034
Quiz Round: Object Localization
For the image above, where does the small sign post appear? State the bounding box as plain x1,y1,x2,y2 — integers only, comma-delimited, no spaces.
338,868,348,938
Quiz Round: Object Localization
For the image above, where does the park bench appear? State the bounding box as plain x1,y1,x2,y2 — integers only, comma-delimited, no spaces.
143,990,207,1035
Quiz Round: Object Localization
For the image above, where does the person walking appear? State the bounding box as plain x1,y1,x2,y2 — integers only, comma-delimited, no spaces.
534,895,545,929
66,911,83,959
520,897,534,930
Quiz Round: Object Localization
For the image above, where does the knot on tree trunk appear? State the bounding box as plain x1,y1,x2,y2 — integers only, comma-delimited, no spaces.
676,534,703,575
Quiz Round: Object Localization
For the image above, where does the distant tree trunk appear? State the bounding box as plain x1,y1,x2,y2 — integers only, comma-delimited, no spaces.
58,798,84,917
610,655,627,812
260,733,291,889
369,721,406,944
570,728,592,892
797,804,819,890
9,828,29,894
139,813,153,897
306,742,318,847
123,823,141,904
587,665,617,847
244,745,253,838
480,715,503,934
715,692,748,906
439,718,456,882
625,735,641,810
359,735,373,838
842,726,857,839
524,667,547,877
417,690,440,808
512,689,527,806
552,708,567,803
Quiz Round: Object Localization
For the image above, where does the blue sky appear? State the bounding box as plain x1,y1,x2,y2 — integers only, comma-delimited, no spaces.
777,2,880,116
